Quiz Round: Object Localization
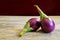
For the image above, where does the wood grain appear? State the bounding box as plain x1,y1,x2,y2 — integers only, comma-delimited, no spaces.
0,16,60,40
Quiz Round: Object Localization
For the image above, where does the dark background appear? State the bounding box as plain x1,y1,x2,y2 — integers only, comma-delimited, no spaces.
0,0,60,16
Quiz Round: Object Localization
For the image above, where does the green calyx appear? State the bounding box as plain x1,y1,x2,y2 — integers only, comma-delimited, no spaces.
34,5,48,20
19,22,33,37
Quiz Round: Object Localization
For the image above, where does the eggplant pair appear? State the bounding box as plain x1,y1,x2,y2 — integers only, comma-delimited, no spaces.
19,5,55,37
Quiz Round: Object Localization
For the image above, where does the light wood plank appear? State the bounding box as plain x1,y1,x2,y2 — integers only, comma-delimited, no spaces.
0,16,60,40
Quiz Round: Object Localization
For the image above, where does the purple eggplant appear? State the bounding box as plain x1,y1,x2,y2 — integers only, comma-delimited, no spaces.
19,18,41,36
28,18,41,31
34,5,55,33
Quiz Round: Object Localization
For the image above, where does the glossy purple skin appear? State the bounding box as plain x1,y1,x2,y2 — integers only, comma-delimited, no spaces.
41,18,55,33
28,18,41,31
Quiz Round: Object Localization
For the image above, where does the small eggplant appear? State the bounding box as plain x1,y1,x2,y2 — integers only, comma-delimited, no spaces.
28,18,41,31
19,18,40,36
34,5,55,33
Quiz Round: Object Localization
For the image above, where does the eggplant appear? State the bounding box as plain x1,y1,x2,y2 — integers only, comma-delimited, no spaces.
28,18,41,31
19,18,41,36
34,5,55,33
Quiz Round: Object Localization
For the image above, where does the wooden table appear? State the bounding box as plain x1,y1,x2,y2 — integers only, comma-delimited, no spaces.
0,16,60,40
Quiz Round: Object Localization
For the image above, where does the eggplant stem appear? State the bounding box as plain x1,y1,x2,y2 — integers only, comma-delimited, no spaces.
34,5,48,20
18,22,33,37
19,28,27,37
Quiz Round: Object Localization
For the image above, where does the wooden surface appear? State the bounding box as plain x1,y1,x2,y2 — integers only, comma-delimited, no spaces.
0,16,60,40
